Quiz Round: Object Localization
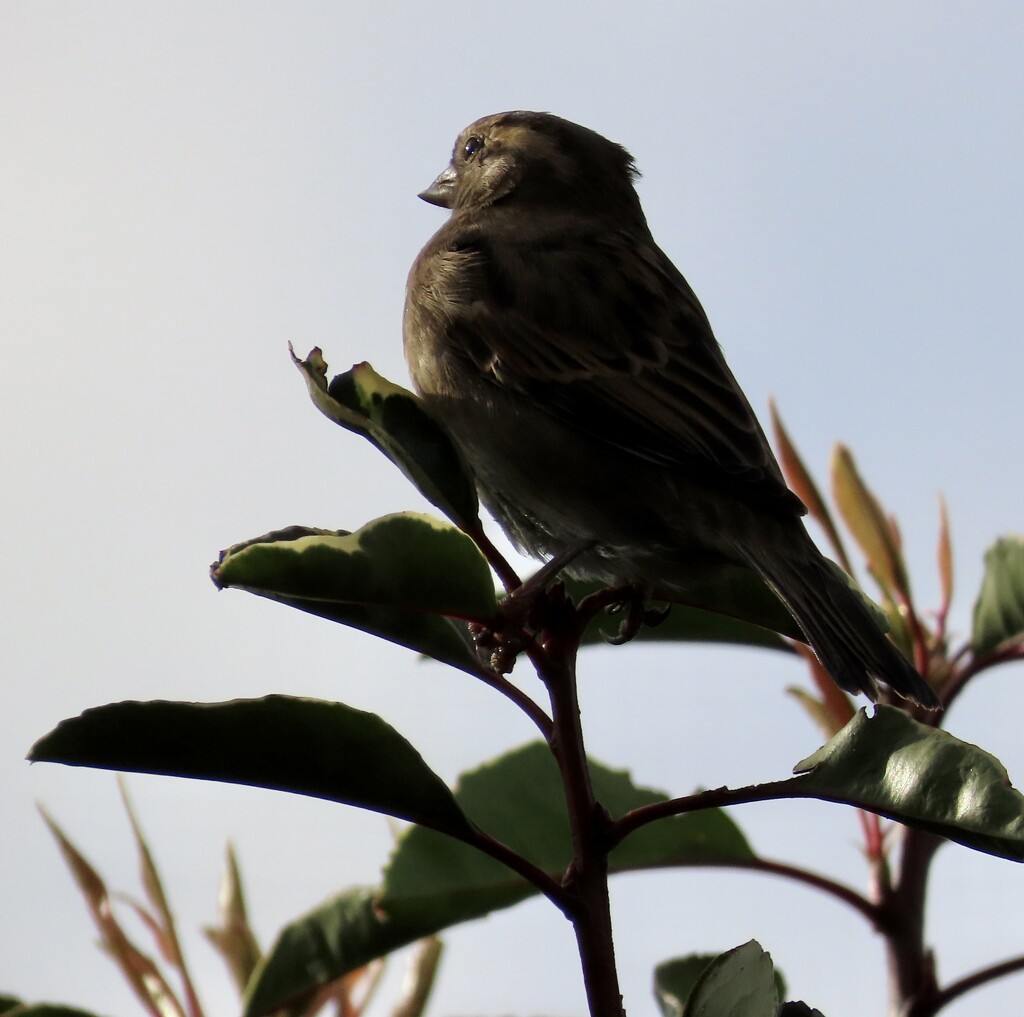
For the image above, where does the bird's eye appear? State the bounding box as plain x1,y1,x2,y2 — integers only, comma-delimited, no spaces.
462,136,484,161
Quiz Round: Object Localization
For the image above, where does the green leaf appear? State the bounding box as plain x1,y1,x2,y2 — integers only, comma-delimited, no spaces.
243,888,383,1016
244,743,754,1014
675,941,778,1017
258,587,482,674
971,536,1024,656
655,948,787,1017
214,514,498,621
291,349,480,530
211,517,496,672
30,697,474,840
655,956,714,1017
793,706,1024,860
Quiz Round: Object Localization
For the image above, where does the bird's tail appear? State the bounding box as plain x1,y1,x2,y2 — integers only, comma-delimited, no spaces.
737,535,940,709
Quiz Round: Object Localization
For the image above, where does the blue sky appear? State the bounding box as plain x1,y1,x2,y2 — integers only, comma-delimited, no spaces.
3,3,1023,1015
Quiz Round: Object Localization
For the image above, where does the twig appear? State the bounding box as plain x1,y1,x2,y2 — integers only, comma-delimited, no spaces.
612,854,878,927
460,826,570,913
608,778,817,846
923,953,1024,1014
467,662,553,738
942,642,1024,711
463,521,522,593
528,598,626,1017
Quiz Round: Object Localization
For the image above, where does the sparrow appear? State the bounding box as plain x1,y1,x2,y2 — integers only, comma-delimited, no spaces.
403,110,938,708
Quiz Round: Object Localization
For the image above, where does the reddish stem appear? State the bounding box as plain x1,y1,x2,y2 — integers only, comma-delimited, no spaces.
528,604,625,1017
917,953,1024,1015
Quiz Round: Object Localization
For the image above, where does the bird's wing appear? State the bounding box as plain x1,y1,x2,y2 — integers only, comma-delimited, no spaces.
440,224,804,516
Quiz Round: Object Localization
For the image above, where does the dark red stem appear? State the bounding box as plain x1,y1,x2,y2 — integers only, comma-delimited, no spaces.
530,605,625,1017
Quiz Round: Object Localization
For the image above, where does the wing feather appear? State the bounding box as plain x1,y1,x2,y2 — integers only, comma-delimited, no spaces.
439,223,804,516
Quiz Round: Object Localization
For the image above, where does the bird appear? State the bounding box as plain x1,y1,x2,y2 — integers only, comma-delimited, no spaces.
403,110,939,708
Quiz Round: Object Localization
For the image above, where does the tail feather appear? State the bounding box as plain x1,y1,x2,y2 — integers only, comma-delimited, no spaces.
737,537,940,709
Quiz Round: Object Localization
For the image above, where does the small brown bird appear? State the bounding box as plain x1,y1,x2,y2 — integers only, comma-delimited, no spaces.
403,110,938,708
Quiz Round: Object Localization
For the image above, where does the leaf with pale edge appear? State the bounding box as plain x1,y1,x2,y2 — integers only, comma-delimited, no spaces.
243,743,754,1016
211,515,496,672
971,536,1024,656
291,348,479,530
793,706,1024,860
29,697,473,841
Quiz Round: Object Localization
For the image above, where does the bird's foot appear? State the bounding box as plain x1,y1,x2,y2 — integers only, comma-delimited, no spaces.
597,582,671,645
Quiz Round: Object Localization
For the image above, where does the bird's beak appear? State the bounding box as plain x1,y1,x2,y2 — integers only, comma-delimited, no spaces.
418,164,457,208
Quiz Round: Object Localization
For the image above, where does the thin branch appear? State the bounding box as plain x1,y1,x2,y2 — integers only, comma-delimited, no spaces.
736,856,879,925
459,825,570,914
608,778,812,846
946,639,973,670
618,855,879,926
974,641,1024,672
462,521,522,592
942,641,1024,711
926,954,1024,1014
469,798,884,939
608,780,934,932
466,661,553,738
529,597,625,1017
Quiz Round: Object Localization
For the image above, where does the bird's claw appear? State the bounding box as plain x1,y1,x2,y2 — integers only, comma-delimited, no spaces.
602,585,671,645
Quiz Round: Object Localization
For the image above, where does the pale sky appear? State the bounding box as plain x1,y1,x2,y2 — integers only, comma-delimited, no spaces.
3,3,1023,1015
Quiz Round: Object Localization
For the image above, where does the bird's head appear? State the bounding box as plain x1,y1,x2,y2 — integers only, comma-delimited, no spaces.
419,111,642,218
